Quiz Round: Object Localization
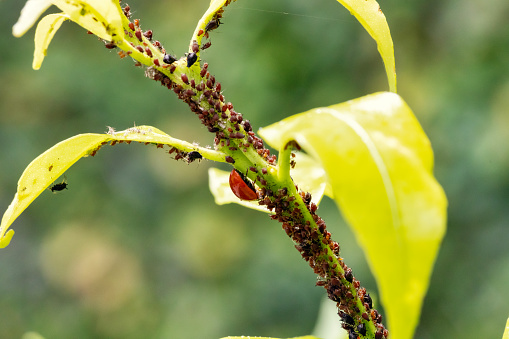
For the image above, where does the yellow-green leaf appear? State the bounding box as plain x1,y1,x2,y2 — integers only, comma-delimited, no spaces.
259,92,447,339
334,0,397,92
33,13,69,70
51,0,124,41
503,317,509,339
12,0,52,37
0,126,225,249
208,153,329,212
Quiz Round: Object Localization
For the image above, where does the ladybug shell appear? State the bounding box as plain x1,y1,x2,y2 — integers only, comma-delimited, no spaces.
229,169,258,201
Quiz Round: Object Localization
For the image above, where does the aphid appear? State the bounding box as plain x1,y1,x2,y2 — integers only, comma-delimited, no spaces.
357,323,366,336
187,151,203,163
363,293,372,309
345,269,353,283
205,19,220,32
339,312,355,327
187,52,198,67
104,42,116,49
201,42,212,50
135,29,143,42
143,30,153,40
49,177,68,193
163,54,177,64
123,5,131,19
191,40,199,53
229,169,258,201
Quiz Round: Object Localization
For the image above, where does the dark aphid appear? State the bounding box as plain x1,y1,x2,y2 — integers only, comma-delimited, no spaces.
345,268,353,283
357,323,366,336
363,293,373,309
49,178,68,193
187,151,203,163
348,331,358,339
163,54,177,64
339,312,355,326
187,52,198,67
205,19,220,32
229,169,258,201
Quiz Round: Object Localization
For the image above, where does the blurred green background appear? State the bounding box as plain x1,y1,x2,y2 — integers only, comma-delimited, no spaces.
1,0,508,338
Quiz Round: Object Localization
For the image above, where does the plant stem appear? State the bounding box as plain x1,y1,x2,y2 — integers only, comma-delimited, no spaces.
112,2,389,338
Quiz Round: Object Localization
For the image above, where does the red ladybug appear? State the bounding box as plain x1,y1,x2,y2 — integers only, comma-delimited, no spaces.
229,169,258,200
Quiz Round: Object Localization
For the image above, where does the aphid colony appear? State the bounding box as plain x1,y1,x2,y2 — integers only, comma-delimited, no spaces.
106,4,388,336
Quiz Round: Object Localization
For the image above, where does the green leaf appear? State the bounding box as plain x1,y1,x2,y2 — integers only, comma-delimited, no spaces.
208,152,329,212
0,126,225,249
334,0,397,92
259,92,447,339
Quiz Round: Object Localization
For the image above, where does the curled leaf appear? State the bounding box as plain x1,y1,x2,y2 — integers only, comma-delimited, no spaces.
14,0,125,69
259,92,447,339
50,0,124,41
334,0,397,92
33,13,69,70
12,0,52,37
0,126,225,249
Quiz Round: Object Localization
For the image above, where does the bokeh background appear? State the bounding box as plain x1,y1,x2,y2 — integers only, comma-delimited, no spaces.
1,0,508,338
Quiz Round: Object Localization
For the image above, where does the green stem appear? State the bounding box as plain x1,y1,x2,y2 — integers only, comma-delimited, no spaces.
112,2,389,338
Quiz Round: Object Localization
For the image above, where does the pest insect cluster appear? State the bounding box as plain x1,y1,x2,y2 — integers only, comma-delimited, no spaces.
96,1,389,337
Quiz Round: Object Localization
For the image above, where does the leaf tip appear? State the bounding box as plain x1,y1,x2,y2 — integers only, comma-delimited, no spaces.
0,229,15,249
